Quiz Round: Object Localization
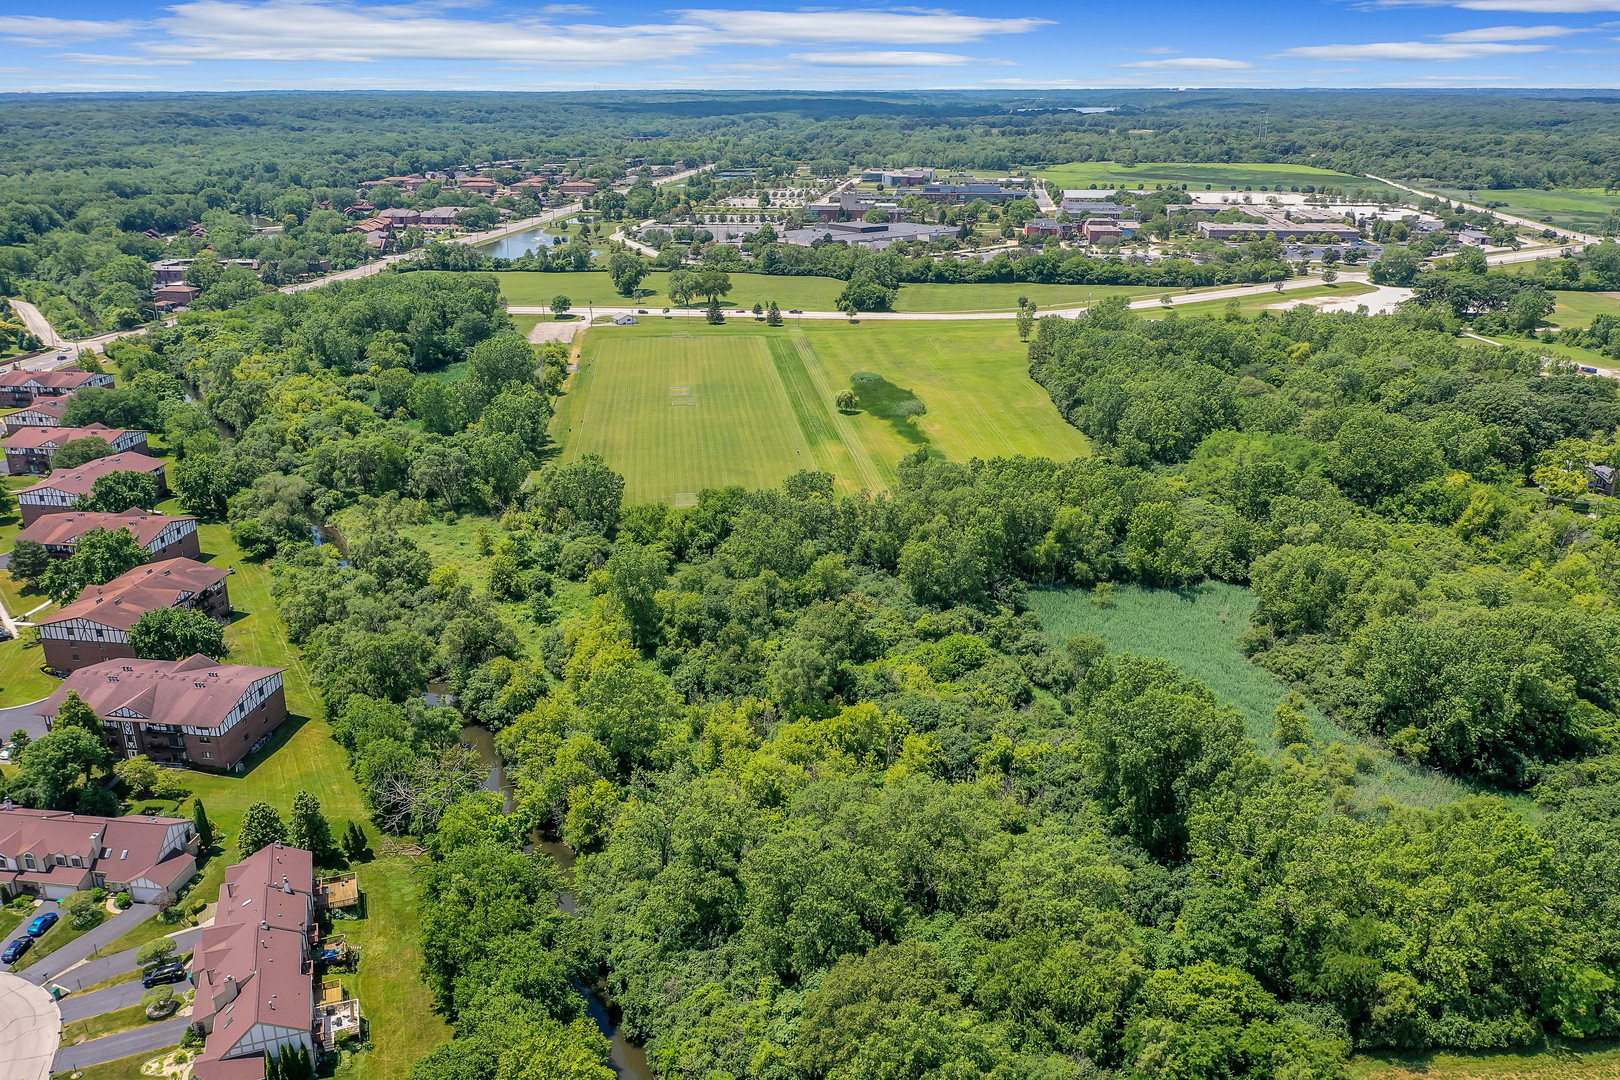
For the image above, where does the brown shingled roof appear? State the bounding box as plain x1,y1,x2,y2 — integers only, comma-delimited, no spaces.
38,558,229,633
15,510,191,551
4,423,136,451
0,369,102,391
0,806,194,896
20,454,166,498
41,654,284,733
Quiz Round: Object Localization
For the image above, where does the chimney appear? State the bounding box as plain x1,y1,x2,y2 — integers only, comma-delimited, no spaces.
214,973,239,1010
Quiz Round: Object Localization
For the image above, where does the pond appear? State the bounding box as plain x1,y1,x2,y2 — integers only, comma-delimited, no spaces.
478,225,601,261
457,723,652,1080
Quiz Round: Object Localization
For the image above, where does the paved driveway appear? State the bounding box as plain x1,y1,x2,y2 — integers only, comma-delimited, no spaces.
50,927,202,995
53,1015,188,1072
17,903,158,986
59,977,151,1022
0,972,60,1080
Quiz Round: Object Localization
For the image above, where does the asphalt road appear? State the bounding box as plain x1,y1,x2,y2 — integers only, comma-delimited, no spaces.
0,973,58,1080
17,904,158,986
1365,174,1601,247
53,1015,189,1072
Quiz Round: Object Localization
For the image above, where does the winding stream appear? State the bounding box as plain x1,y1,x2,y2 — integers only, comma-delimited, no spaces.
459,724,653,1080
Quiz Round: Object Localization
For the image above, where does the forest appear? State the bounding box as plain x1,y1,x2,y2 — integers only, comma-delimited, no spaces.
1,261,1618,1077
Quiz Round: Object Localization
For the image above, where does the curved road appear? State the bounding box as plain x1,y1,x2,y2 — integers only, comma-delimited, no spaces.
0,973,59,1080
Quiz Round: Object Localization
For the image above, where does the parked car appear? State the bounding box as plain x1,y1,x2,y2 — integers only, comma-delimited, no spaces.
143,961,187,988
26,911,57,937
2,937,31,964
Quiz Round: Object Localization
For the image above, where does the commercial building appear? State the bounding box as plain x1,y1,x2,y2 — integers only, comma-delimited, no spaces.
916,183,1031,204
1059,195,1127,217
192,844,317,1080
3,424,148,476
15,509,199,562
153,284,202,309
37,558,232,674
0,369,115,410
860,167,935,187
779,220,956,251
42,655,287,772
0,805,198,903
1195,220,1363,243
18,454,170,525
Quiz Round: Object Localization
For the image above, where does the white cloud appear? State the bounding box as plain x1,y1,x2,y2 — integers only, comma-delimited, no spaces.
0,16,140,44
1438,22,1581,36
1453,0,1620,9
1280,40,1549,59
1122,56,1254,69
53,53,190,66
793,50,978,66
674,8,1050,44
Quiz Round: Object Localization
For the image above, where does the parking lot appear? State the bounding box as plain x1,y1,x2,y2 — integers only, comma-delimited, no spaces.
0,899,200,1075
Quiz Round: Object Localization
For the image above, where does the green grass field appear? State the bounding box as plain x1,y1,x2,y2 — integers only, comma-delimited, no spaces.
51,1047,182,1080
495,271,1179,315
1040,161,1389,194
1430,184,1619,234
1546,290,1620,329
1351,1040,1620,1080
551,320,1091,503
1026,583,1463,809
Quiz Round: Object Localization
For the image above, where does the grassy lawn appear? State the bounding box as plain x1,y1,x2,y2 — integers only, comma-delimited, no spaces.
1027,583,1463,809
1428,184,1619,234
1039,161,1389,194
89,911,189,960
13,908,98,973
0,906,22,941
1462,333,1615,371
551,320,1090,503
76,965,145,994
51,1046,182,1080
340,856,453,1080
1350,1040,1620,1080
495,271,1179,314
60,1000,177,1046
1545,290,1620,329
1146,282,1377,320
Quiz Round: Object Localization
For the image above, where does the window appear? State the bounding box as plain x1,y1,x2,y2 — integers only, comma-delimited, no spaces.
54,854,64,866
203,752,213,760
70,855,80,867
24,854,35,870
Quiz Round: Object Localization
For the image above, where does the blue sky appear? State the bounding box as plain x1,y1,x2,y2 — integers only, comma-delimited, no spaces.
0,0,1616,92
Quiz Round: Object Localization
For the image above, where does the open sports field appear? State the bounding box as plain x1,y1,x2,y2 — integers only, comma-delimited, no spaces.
496,271,1175,314
550,320,1091,503
1039,161,1387,194
1545,290,1620,329
1430,184,1619,234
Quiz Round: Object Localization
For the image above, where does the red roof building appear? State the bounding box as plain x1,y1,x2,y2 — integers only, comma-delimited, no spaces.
0,806,198,903
192,844,316,1080
0,369,115,409
15,509,199,561
3,423,148,476
41,654,287,772
18,455,169,525
36,558,232,675
3,395,75,437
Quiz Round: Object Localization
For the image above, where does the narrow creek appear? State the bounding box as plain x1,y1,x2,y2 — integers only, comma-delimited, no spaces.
459,723,653,1080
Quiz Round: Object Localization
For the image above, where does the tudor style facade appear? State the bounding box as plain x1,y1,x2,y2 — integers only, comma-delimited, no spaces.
15,510,200,562
3,423,149,475
0,368,114,409
0,806,198,903
37,558,232,673
3,394,75,436
41,655,288,772
18,454,169,525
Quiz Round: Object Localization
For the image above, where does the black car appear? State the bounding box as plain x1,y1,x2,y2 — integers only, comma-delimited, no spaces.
143,961,187,988
788,309,803,314
2,937,31,964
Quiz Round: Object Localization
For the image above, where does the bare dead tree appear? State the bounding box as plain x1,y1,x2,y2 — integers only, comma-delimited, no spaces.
369,745,488,835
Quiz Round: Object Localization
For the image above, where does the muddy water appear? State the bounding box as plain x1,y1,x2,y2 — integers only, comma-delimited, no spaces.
458,725,652,1080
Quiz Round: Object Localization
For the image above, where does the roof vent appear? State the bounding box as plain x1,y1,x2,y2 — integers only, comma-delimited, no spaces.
282,874,293,895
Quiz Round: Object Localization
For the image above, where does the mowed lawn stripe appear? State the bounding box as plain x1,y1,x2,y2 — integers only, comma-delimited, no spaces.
765,336,860,481
789,336,889,492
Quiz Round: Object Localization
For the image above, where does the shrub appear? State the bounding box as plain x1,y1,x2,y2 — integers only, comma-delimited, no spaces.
115,891,132,909
63,890,105,931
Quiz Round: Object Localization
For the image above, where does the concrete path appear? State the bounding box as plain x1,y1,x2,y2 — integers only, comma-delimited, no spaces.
47,927,202,996
7,301,64,350
527,319,583,345
0,972,60,1080
58,977,150,1023
53,1015,188,1072
17,904,158,986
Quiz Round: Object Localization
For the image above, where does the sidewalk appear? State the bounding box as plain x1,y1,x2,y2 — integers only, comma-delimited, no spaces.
0,972,59,1080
